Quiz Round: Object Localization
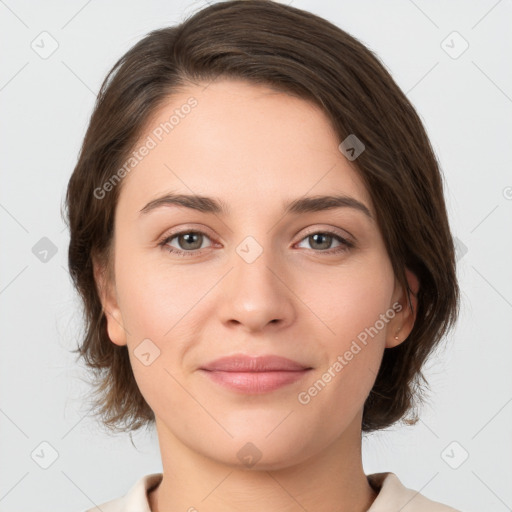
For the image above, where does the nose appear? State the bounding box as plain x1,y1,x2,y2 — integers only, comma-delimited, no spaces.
217,243,296,333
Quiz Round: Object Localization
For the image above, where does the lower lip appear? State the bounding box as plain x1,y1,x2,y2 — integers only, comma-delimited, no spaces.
200,369,311,393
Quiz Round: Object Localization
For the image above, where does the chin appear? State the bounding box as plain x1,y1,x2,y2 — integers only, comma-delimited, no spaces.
202,429,318,471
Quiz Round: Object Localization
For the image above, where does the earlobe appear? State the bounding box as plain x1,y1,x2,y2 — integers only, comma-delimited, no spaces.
93,258,128,347
386,267,419,348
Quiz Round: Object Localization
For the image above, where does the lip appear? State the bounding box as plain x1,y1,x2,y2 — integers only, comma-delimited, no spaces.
199,354,313,394
200,354,311,372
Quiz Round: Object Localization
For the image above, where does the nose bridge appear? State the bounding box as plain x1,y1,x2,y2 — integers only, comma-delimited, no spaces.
233,233,283,301
218,232,294,331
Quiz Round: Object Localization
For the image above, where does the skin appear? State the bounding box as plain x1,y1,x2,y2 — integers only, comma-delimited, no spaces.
94,79,418,512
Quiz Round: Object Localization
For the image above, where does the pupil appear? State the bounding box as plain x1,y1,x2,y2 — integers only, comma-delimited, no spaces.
311,233,331,250
182,232,201,249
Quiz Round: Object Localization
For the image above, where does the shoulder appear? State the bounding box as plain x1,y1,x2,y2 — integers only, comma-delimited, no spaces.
79,473,163,512
367,472,462,512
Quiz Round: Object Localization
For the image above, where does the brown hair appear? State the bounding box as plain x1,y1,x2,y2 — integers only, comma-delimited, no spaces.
65,0,459,434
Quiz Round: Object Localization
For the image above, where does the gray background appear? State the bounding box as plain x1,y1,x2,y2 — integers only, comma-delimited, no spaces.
1,1,511,511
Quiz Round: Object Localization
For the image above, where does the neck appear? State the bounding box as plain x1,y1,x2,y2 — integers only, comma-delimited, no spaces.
148,415,378,512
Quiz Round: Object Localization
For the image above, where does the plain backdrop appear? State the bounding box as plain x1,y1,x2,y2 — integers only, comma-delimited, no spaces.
1,1,511,511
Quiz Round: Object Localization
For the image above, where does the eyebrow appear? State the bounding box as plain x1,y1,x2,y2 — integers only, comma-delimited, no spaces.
139,192,373,220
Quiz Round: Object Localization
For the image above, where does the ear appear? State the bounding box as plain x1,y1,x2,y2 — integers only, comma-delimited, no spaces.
92,256,128,347
385,267,419,348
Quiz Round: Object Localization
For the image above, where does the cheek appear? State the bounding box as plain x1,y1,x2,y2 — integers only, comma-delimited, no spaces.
114,249,205,338
114,254,199,414
298,255,395,345
297,257,395,399
113,250,213,402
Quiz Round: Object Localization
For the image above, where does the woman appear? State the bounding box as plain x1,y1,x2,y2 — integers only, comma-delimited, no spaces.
66,1,460,510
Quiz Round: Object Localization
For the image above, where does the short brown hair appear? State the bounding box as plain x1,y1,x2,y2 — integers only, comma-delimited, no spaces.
65,0,459,434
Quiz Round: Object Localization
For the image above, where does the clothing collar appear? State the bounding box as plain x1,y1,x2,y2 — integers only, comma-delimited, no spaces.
103,471,457,512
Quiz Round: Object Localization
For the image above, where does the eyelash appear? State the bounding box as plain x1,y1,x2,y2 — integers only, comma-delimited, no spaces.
158,228,355,258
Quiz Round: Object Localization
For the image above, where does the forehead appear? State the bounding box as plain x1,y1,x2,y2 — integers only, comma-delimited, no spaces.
116,79,373,219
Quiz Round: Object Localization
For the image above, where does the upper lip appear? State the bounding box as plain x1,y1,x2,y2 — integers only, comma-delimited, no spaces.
200,354,312,372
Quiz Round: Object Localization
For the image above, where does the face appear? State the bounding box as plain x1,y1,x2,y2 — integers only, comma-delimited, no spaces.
96,79,417,470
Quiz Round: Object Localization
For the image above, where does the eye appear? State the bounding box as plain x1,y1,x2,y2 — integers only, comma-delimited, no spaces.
295,230,354,255
159,230,213,257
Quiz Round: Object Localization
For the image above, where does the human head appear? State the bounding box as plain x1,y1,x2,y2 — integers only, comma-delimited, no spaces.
65,0,459,438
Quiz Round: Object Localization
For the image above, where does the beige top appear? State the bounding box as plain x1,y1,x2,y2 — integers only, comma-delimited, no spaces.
83,472,462,512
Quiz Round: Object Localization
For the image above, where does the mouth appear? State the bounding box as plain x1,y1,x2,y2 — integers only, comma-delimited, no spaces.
199,354,313,394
